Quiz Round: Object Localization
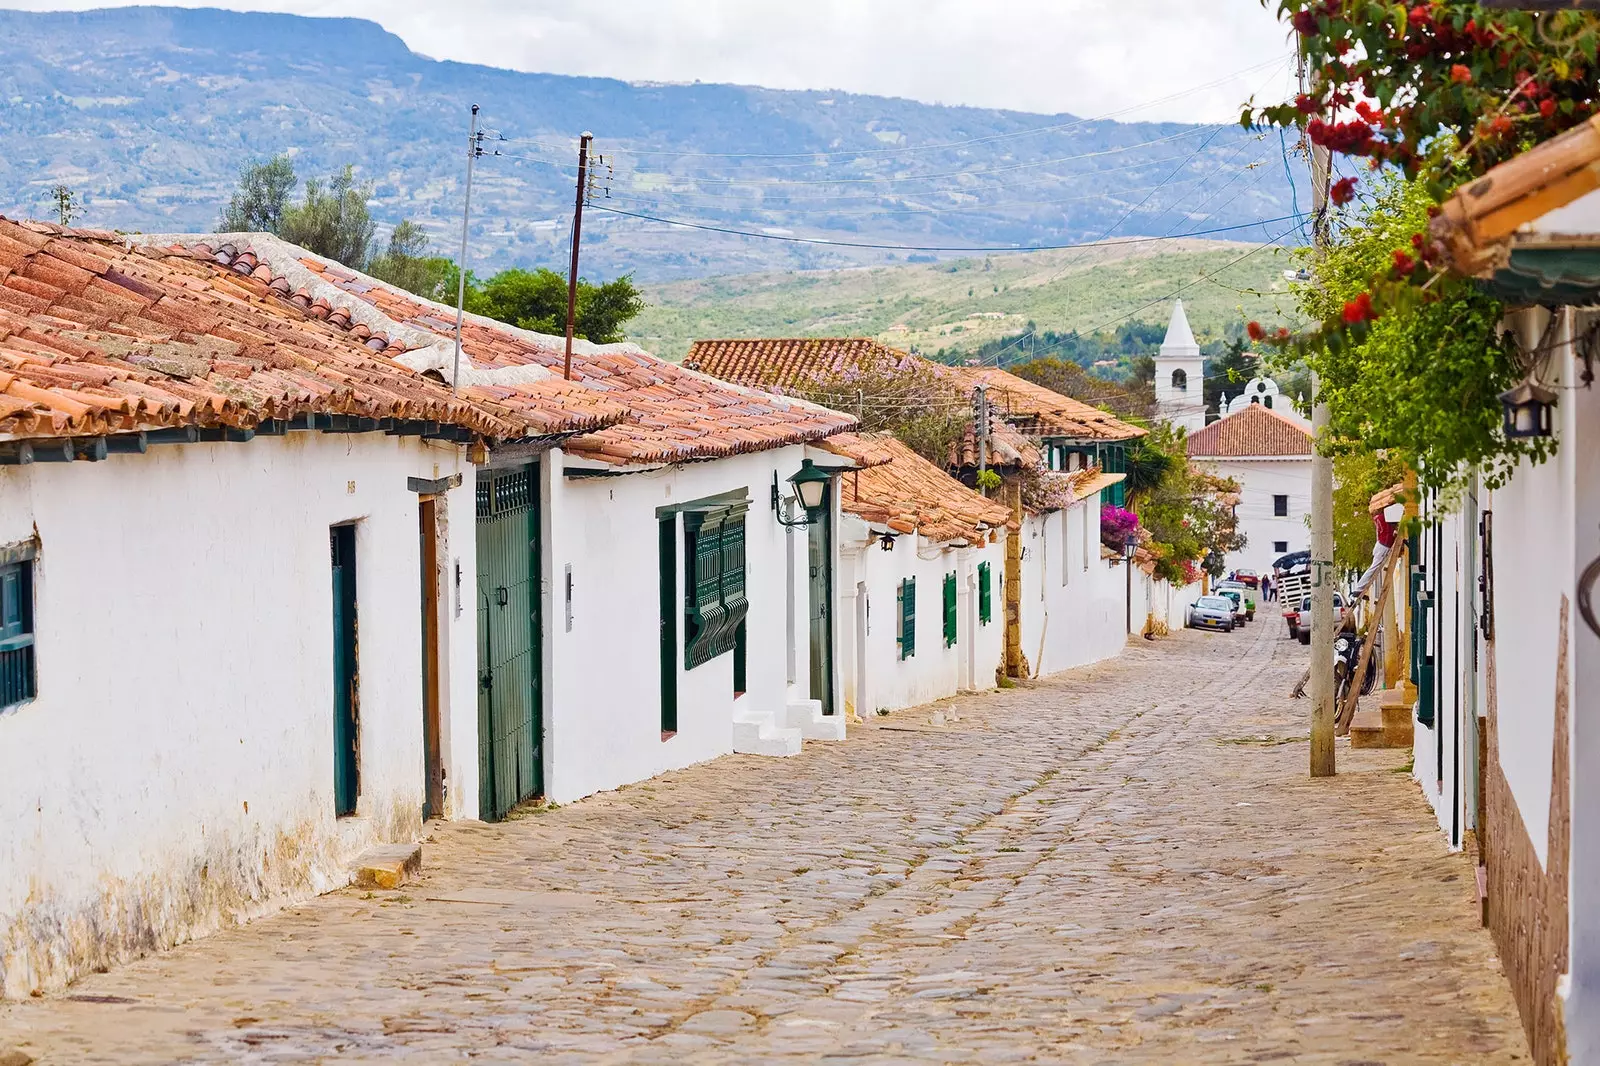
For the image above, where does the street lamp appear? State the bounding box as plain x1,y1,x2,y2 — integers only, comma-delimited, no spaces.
1124,533,1138,635
772,459,831,527
1499,378,1557,439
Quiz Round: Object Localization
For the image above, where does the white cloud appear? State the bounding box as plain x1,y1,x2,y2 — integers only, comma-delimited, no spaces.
2,0,1297,121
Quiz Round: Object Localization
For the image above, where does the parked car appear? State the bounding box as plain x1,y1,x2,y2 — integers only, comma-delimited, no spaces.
1215,580,1256,620
1213,588,1249,624
1186,596,1238,632
1234,568,1260,589
1291,593,1349,645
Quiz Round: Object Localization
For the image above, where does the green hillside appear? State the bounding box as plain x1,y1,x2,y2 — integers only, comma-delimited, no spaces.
629,238,1303,362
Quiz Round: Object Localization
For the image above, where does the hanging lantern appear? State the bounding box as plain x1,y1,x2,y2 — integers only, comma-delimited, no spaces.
789,459,830,516
1499,378,1557,439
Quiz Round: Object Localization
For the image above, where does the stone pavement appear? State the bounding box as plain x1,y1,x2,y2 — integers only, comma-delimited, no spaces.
0,621,1527,1064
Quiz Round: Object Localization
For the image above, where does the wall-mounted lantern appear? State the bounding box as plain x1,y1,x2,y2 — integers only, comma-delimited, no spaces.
1123,533,1139,562
772,459,831,527
1499,378,1557,439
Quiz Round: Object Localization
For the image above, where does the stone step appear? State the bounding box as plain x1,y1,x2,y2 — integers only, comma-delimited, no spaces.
1350,707,1414,749
782,699,847,741
351,844,422,890
733,718,803,756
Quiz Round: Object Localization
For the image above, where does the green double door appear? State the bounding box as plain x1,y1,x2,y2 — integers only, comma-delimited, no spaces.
476,463,543,820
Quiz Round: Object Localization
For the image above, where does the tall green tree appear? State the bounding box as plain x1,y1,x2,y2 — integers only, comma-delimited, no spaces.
279,165,376,269
219,154,296,233
367,221,456,303
469,268,644,345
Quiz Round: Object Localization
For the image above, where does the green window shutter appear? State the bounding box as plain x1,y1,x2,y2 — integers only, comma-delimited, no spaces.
898,577,916,660
714,507,749,659
978,562,992,626
0,560,36,710
943,571,957,647
684,511,727,670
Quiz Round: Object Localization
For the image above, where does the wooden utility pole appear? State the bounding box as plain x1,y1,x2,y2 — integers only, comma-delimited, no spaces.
452,104,481,395
563,131,593,382
1305,62,1337,777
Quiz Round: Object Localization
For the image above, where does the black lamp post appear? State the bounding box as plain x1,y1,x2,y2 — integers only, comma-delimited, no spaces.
1124,533,1138,634
773,459,832,527
1499,378,1557,439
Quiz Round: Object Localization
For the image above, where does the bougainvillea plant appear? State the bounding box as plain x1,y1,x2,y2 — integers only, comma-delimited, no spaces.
1248,2,1600,183
1099,505,1141,551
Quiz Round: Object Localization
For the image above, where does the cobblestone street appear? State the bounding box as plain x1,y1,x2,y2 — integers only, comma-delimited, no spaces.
1,621,1526,1064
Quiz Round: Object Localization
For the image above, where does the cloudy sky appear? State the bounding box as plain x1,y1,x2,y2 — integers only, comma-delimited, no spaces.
1,0,1297,121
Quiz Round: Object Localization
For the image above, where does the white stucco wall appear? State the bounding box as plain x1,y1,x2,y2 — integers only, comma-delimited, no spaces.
1195,456,1311,575
540,445,816,804
1018,495,1129,677
836,521,1005,715
0,432,477,998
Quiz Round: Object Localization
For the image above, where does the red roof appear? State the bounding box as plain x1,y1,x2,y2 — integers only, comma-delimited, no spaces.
817,432,1012,543
304,262,855,467
685,337,915,389
1186,403,1313,458
934,364,1147,442
0,218,623,444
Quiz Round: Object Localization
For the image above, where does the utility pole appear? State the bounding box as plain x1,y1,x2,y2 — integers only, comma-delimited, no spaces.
1306,73,1337,778
563,132,593,381
452,104,482,395
973,385,990,493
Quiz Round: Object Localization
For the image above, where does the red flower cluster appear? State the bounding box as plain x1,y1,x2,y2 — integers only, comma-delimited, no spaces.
1247,321,1265,341
1450,64,1473,85
1341,292,1377,324
1391,249,1416,276
1330,176,1358,205
1307,118,1375,154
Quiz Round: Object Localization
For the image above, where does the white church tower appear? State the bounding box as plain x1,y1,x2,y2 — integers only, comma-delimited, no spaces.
1155,299,1206,432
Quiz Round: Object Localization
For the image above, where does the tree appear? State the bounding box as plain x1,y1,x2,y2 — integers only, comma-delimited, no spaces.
279,165,376,269
367,221,457,303
50,185,78,227
219,155,296,233
469,268,645,345
1125,422,1245,583
1010,357,1154,420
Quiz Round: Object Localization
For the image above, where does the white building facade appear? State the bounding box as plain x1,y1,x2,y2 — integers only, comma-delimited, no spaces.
1185,403,1313,577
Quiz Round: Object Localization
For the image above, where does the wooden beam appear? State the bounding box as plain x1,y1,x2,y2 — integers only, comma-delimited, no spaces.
147,426,200,445
74,437,108,462
0,442,34,466
105,433,148,454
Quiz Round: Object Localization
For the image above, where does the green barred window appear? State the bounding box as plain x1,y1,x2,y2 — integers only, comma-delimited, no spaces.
683,503,749,670
978,562,992,626
943,571,957,648
897,577,916,661
0,554,35,712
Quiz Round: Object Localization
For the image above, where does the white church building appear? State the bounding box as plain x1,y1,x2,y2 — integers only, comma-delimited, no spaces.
1152,299,1313,576
1154,300,1207,432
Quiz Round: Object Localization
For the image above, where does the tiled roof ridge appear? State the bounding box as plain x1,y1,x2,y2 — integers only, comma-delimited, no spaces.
1185,400,1314,458
820,432,1011,545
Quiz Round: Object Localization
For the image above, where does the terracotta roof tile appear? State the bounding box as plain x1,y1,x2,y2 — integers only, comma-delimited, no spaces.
306,265,855,467
688,336,1144,448
0,218,621,444
1185,402,1313,458
817,432,1011,544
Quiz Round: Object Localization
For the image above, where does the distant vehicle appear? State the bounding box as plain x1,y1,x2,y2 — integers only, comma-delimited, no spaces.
1234,568,1260,589
1186,596,1237,632
1277,569,1311,635
1214,588,1249,624
1215,581,1256,620
1292,593,1349,645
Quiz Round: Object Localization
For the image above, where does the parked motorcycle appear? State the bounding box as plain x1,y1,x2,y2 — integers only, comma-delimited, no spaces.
1333,626,1380,709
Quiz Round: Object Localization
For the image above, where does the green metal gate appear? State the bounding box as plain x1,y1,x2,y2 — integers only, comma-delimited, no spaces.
476,463,542,820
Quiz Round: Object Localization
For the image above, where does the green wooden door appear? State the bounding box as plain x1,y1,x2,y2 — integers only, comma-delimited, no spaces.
330,524,359,817
476,464,542,820
807,486,834,716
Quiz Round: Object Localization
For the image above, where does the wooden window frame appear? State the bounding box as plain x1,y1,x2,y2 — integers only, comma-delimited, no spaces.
943,571,958,648
978,562,992,626
683,502,750,671
897,577,916,660
0,543,37,714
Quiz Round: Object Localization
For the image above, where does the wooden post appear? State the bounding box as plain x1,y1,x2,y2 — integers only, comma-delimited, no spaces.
1003,475,1024,678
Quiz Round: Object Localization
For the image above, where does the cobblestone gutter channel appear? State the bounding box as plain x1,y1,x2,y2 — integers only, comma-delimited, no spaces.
0,622,1526,1064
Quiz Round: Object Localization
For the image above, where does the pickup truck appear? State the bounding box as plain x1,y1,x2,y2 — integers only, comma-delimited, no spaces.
1277,570,1310,637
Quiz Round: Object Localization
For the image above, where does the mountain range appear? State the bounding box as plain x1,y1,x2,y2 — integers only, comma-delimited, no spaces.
0,6,1301,282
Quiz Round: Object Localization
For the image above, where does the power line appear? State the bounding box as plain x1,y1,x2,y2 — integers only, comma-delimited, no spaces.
586,205,1301,252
